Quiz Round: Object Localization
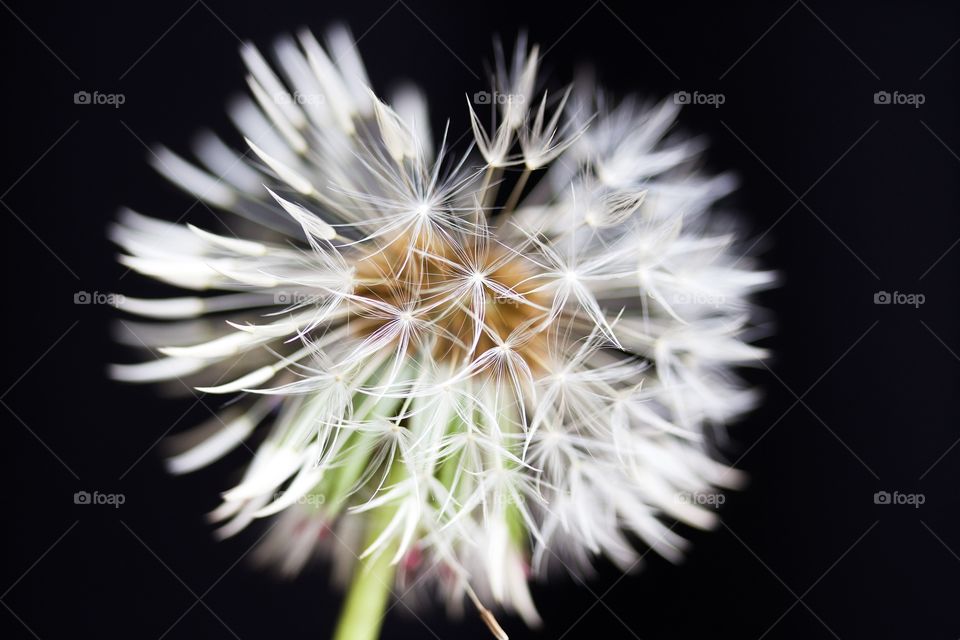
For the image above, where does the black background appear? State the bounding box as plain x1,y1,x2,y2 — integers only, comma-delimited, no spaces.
2,1,958,638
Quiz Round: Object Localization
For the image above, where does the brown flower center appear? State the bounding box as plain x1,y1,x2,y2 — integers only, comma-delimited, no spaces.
352,234,550,367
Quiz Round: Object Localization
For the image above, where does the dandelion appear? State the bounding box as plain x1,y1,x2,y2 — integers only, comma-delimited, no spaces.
111,25,775,640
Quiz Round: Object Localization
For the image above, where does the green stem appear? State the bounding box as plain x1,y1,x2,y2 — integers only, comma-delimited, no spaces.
332,450,408,640
331,533,398,640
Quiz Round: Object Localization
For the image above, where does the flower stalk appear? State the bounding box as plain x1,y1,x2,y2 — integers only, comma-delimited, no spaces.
332,490,400,640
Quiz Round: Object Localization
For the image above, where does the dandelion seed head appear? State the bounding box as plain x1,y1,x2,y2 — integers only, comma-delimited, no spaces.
112,24,775,636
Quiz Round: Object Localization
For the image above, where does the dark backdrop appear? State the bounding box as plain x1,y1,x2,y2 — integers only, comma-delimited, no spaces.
1,1,958,638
